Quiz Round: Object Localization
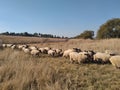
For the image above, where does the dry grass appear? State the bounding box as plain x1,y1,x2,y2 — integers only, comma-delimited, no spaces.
0,35,67,44
0,36,120,90
0,48,120,90
31,38,120,54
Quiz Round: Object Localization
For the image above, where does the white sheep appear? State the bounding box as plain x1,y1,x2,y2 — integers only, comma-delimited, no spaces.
29,46,37,50
23,47,31,54
44,47,51,51
11,45,16,49
55,49,63,56
56,49,62,54
69,51,89,64
63,48,78,58
78,52,90,63
6,44,13,48
18,45,28,50
93,52,111,63
105,50,115,55
48,50,56,56
109,56,120,69
69,52,79,63
2,44,6,48
39,48,47,54
30,49,40,56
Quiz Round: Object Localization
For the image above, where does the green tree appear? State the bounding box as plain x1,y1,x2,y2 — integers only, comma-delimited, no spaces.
97,18,120,39
75,30,94,39
33,32,38,36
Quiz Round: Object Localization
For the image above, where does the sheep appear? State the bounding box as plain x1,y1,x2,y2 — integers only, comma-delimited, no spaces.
22,47,31,54
84,50,96,62
29,46,38,50
63,48,80,58
11,45,16,49
54,49,63,56
109,56,120,69
69,52,79,63
56,49,62,54
69,51,89,64
2,44,6,48
93,52,111,64
6,44,13,48
18,45,28,50
30,49,40,56
105,50,115,56
73,48,81,52
43,47,51,54
48,50,56,56
39,48,47,54
78,52,90,63
44,47,51,51
18,45,24,50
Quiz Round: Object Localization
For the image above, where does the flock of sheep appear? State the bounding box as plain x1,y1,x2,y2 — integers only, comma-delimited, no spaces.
1,43,120,69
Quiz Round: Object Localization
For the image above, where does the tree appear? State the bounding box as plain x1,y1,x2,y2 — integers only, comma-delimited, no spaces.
97,18,120,39
75,30,94,39
33,32,39,36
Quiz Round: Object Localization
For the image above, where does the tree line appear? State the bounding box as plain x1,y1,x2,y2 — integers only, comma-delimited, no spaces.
0,32,67,38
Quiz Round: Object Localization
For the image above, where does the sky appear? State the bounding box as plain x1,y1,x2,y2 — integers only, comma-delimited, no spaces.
0,0,120,37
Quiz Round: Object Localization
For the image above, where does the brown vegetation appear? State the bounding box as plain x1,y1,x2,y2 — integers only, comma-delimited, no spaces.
31,38,120,54
0,48,120,90
0,35,68,44
0,36,120,90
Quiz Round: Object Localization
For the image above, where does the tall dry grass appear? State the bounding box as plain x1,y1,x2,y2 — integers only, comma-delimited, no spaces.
31,38,120,54
0,35,67,44
0,48,120,90
1,35,120,54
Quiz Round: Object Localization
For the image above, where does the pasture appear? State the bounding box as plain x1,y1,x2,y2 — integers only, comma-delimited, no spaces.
0,35,120,90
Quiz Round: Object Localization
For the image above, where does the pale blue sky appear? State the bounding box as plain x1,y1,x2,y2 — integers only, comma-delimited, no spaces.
0,0,120,37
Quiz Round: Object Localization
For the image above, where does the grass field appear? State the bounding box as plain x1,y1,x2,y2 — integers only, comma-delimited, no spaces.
0,35,120,90
0,35,68,44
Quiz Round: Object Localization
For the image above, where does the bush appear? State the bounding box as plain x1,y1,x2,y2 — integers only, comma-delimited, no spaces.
75,30,94,39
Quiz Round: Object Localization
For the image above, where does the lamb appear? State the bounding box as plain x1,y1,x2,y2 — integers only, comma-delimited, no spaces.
93,52,111,63
30,49,40,56
69,51,89,64
109,56,120,69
